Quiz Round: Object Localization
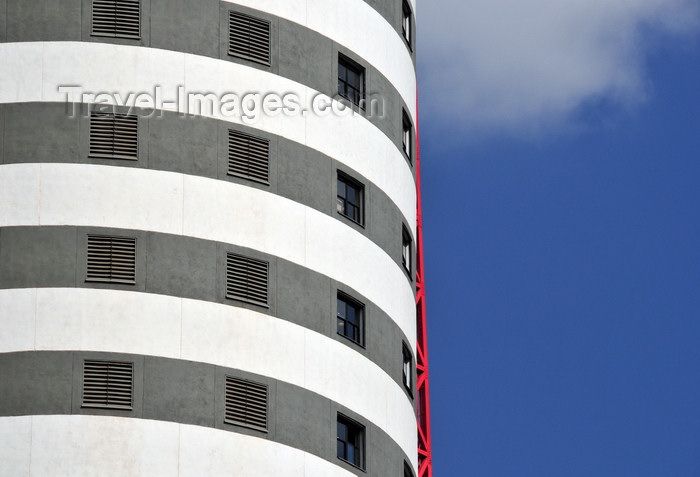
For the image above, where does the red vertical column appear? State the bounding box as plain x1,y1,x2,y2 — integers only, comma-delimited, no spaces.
414,97,433,477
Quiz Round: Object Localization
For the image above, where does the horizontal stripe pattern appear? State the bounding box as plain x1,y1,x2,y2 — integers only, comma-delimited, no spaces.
222,0,417,118
81,359,134,409
0,101,411,267
0,163,416,342
0,224,413,389
0,415,361,476
0,288,418,464
88,112,139,160
0,41,416,230
86,234,137,284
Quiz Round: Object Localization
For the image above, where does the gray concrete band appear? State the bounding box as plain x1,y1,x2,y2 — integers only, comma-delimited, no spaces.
0,0,417,160
0,225,417,398
0,350,414,477
0,0,414,53
0,102,416,275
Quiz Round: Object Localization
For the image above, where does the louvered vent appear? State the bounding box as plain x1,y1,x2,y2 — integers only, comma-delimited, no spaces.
87,235,136,284
228,11,271,65
228,130,270,184
89,112,138,160
225,376,268,431
92,0,141,39
82,360,134,409
226,253,268,306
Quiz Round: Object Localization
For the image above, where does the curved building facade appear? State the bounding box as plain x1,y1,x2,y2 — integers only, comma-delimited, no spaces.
0,1,428,476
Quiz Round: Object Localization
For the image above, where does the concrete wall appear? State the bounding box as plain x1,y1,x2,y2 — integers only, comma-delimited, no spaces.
0,351,413,476
0,41,417,232
0,415,359,477
0,226,414,392
0,165,416,342
2,0,416,140
0,0,419,474
0,0,7,43
0,102,415,271
0,295,417,467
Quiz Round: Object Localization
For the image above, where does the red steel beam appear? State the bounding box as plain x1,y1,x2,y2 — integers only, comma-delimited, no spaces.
414,96,433,477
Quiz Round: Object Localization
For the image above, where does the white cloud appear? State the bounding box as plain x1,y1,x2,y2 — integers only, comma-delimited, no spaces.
418,0,699,135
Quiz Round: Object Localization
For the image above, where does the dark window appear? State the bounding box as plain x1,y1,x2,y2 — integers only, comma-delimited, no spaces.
402,225,412,275
91,0,141,39
404,461,415,477
228,11,271,65
226,253,269,307
337,173,364,225
402,1,412,47
228,129,270,184
337,293,364,346
82,360,134,409
89,112,138,161
225,376,268,431
338,55,365,106
337,415,365,469
86,235,136,284
402,342,413,395
402,110,413,162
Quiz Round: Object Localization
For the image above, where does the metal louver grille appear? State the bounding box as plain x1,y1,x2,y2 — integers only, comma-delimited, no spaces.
89,112,138,160
225,376,268,431
226,253,268,306
87,235,136,284
82,360,134,409
228,130,270,184
92,0,141,39
228,11,271,65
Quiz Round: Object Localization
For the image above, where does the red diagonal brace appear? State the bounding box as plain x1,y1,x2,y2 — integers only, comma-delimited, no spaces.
414,94,433,477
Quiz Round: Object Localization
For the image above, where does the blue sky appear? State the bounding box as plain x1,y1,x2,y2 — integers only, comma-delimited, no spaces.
418,1,699,475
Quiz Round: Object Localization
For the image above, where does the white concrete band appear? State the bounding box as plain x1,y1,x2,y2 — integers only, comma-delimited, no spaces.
0,42,416,231
0,163,416,343
0,288,418,465
0,415,360,477
222,0,417,120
